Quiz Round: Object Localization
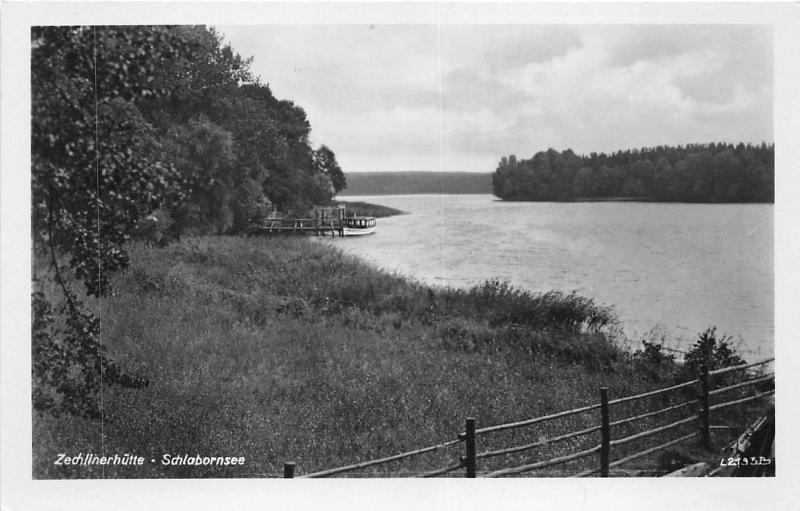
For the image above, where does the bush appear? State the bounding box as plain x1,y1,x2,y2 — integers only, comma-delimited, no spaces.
132,208,173,246
682,327,746,375
447,279,617,334
633,327,678,382
437,318,495,352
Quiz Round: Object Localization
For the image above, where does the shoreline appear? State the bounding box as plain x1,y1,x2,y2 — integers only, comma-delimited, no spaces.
32,235,765,478
313,241,771,362
340,192,774,205
319,244,771,361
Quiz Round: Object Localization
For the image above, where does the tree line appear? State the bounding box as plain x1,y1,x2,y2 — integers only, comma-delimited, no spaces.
343,171,492,195
492,143,774,203
31,26,346,417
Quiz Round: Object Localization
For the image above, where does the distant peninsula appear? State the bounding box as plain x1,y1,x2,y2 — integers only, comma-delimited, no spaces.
342,171,492,195
493,143,774,203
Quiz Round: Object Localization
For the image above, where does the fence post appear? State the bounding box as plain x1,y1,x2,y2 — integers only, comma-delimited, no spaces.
600,387,610,477
283,461,295,478
465,418,476,478
699,363,711,450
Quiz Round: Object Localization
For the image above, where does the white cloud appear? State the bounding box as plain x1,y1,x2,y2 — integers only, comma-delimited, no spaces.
216,24,773,172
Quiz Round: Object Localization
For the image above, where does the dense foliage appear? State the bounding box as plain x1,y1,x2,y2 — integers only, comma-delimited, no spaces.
31,25,346,417
493,143,773,203
681,327,746,376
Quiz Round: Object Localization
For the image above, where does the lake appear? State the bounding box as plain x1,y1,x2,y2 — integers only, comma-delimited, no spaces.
324,194,773,359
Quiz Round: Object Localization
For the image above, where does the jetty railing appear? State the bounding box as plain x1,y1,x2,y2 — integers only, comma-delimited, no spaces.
281,357,774,478
250,218,342,236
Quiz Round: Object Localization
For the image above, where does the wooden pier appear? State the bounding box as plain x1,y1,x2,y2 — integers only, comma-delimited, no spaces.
250,218,345,237
250,204,375,237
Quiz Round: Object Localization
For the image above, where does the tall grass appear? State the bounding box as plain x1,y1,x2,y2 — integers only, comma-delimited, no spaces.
439,279,616,332
32,236,756,478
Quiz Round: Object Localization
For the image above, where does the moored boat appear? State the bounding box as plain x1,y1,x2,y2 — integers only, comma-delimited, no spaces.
251,204,377,237
341,216,377,236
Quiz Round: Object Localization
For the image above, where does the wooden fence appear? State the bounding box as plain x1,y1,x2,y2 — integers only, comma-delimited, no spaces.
281,357,774,478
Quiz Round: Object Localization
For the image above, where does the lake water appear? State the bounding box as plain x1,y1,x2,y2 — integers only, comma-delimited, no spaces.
323,194,773,359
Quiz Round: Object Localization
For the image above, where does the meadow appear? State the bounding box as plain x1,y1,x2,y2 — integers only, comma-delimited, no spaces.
32,235,759,478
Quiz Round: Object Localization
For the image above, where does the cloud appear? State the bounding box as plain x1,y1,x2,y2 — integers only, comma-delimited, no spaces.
440,25,582,72
216,24,773,172
442,66,529,113
477,25,773,158
219,24,440,112
601,25,715,67
600,25,772,104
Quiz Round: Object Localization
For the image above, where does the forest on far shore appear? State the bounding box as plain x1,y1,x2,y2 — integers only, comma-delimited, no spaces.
342,171,492,195
492,143,774,203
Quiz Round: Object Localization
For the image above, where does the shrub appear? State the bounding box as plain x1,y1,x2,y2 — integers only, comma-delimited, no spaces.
437,318,495,352
682,327,746,375
677,327,750,404
449,279,617,334
633,327,679,382
132,208,174,246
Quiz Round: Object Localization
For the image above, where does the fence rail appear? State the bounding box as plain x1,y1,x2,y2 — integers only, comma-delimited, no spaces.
609,400,695,428
298,438,461,478
282,357,774,478
607,432,699,471
483,445,602,478
708,358,774,377
709,389,775,412
609,415,697,448
420,461,464,478
477,425,601,460
465,402,602,438
708,373,774,397
607,378,699,406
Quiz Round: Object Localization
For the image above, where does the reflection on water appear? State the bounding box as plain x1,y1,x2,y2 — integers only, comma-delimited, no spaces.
322,194,773,358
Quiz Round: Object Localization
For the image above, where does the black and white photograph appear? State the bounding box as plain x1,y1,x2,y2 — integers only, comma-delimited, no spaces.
2,1,799,509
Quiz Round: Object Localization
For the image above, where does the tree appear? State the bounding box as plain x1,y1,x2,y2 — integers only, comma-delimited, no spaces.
32,25,351,417
630,159,656,196
314,145,347,194
573,166,596,197
166,115,236,234
32,26,195,295
622,177,645,197
653,156,673,200
32,26,197,417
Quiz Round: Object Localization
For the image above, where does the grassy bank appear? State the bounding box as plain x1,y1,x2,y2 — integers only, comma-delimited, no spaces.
33,236,760,478
335,200,405,218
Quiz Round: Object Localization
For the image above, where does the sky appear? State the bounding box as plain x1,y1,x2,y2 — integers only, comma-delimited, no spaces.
216,24,773,173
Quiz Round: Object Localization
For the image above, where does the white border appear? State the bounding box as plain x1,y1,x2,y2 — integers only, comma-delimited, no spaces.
2,3,799,510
